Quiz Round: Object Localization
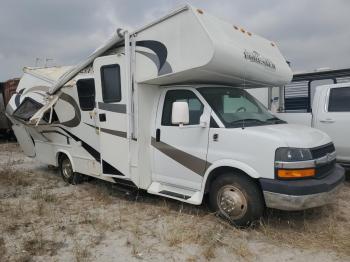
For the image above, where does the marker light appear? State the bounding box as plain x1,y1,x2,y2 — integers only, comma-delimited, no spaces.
277,169,315,179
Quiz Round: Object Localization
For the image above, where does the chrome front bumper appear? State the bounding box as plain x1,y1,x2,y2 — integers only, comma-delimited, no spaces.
260,164,345,211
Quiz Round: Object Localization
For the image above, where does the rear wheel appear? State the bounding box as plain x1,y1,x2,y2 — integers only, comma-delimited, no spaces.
59,154,82,184
209,173,264,227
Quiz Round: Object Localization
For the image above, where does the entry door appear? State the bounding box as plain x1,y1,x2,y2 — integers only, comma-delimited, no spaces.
315,86,350,162
153,89,210,190
93,55,129,177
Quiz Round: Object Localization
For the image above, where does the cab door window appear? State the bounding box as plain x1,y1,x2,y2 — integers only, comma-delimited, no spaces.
161,90,204,126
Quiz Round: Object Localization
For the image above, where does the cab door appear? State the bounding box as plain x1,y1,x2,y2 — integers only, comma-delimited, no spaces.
93,55,130,177
152,88,211,190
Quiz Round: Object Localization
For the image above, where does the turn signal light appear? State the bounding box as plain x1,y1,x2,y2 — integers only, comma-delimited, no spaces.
277,169,315,179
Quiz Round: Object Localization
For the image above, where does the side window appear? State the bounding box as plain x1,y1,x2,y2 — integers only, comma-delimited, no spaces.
77,78,95,111
328,87,350,112
161,90,204,126
100,64,121,103
13,97,43,121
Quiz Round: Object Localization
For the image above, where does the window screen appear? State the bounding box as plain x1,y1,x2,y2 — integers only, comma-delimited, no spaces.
77,78,95,111
101,64,121,103
13,97,43,121
161,90,204,126
328,87,350,112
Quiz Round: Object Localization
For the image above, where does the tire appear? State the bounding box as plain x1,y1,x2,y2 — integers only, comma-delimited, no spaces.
59,154,82,185
209,173,264,227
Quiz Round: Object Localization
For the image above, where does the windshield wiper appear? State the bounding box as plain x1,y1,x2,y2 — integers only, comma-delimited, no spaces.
265,117,286,124
230,119,266,128
232,119,266,124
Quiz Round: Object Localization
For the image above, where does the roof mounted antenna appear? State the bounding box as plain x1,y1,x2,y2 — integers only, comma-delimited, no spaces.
45,58,53,67
35,58,41,67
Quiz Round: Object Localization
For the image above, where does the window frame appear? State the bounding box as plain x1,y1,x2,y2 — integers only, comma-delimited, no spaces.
161,89,205,127
76,78,96,111
100,64,122,103
327,86,350,113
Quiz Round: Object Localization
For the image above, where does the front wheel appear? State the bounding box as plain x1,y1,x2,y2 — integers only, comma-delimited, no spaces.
209,173,264,227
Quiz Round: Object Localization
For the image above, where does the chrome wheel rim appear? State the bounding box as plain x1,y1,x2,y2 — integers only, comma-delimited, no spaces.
61,158,73,179
217,185,248,220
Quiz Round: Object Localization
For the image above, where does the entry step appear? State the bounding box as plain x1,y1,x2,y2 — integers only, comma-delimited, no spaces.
147,182,202,204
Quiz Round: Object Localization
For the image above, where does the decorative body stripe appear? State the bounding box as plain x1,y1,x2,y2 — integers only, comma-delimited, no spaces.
84,123,127,138
98,102,126,113
151,137,210,176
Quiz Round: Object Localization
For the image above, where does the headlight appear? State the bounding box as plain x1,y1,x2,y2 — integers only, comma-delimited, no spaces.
275,147,315,179
275,148,312,162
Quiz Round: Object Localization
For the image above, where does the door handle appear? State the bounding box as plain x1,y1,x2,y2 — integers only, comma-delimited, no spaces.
99,113,106,122
156,128,161,142
320,119,335,124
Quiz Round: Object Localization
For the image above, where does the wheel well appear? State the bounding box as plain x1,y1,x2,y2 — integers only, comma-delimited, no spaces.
56,152,66,166
204,166,260,194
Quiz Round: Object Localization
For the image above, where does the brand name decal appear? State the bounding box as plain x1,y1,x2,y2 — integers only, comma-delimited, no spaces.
244,50,276,70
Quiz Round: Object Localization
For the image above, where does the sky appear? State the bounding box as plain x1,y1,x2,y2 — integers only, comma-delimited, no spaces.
0,0,350,80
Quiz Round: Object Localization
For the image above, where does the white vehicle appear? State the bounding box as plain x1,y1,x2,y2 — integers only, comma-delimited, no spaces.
6,5,345,226
276,83,350,169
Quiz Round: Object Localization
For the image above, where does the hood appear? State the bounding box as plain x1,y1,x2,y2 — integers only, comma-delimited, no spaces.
242,124,332,148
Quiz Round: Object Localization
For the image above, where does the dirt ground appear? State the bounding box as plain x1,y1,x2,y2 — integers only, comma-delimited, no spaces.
0,142,350,262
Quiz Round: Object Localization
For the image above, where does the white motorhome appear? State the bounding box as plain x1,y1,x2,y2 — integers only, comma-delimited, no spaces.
6,6,345,226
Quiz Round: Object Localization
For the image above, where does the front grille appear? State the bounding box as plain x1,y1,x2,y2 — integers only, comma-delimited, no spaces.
315,160,336,179
311,143,335,159
311,143,336,179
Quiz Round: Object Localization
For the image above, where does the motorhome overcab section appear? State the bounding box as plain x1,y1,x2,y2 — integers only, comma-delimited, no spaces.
6,5,345,226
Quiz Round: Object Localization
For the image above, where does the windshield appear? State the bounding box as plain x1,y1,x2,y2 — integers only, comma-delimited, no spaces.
198,87,285,128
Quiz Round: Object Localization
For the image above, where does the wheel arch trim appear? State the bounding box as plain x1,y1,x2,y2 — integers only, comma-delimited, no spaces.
201,159,261,198
56,150,75,172
205,159,260,179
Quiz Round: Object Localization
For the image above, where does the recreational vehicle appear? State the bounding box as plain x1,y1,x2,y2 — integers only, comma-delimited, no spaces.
6,6,345,226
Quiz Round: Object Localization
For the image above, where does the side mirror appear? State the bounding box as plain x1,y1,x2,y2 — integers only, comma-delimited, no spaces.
172,101,189,125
